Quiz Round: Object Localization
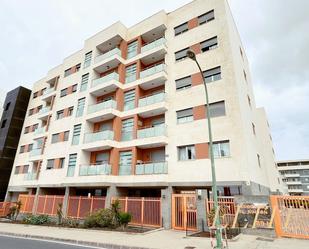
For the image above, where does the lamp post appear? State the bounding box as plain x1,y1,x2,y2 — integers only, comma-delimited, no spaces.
187,50,223,248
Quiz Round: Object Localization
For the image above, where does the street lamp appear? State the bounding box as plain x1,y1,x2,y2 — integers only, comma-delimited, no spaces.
187,50,223,248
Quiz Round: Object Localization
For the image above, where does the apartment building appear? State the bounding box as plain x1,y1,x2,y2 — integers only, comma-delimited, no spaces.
0,87,31,200
5,0,283,229
278,160,309,196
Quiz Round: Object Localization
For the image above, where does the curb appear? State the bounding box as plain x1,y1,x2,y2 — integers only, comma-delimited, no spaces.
0,231,155,249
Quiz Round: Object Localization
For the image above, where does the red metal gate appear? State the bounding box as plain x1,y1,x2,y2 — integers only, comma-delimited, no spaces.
172,194,197,231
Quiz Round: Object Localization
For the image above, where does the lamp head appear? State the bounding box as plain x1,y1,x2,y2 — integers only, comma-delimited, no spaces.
186,50,196,61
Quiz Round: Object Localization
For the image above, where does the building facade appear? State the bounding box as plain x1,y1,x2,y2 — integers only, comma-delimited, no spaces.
6,0,283,227
0,87,31,200
278,160,309,196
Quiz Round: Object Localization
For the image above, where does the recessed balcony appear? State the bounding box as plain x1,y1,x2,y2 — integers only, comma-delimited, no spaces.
86,100,118,123
90,72,122,96
93,48,124,73
37,106,51,120
136,161,168,175
41,87,56,101
79,163,112,176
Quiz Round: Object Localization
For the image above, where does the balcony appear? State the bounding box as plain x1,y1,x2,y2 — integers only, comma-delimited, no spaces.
42,87,56,101
86,100,117,123
286,181,302,185
139,63,167,89
137,125,166,139
140,63,166,79
29,148,43,157
136,161,167,175
24,172,38,181
84,130,114,144
87,100,117,115
38,106,51,120
79,164,111,176
288,188,303,193
141,37,166,54
138,92,165,108
33,127,46,136
90,72,121,96
93,48,124,73
285,173,300,178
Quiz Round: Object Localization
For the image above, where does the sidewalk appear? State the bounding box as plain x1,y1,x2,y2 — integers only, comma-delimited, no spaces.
0,222,308,249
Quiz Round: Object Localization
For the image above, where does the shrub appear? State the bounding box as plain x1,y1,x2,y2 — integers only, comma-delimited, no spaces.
84,208,114,228
62,218,80,228
118,212,132,229
23,214,51,225
8,201,22,221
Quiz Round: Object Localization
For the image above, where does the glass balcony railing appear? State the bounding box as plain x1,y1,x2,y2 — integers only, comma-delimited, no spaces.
125,74,136,84
141,37,166,53
94,48,121,64
67,166,75,177
24,172,37,181
91,72,119,88
138,92,165,107
84,130,114,144
136,162,168,175
137,125,166,139
87,100,117,114
29,148,42,157
34,127,45,135
140,63,166,79
43,87,55,96
119,166,131,176
38,106,51,115
79,164,111,176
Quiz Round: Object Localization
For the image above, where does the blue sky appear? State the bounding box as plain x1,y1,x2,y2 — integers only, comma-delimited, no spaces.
0,0,308,160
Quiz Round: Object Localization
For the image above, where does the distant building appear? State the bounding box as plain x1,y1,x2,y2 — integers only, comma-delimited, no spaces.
277,160,309,195
0,87,31,200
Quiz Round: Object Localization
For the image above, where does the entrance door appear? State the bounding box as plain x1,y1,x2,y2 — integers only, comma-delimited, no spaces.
172,194,197,231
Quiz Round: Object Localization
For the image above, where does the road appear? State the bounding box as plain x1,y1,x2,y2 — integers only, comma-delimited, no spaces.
0,235,106,249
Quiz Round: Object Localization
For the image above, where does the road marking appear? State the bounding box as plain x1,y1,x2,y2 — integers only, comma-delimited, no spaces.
0,234,107,249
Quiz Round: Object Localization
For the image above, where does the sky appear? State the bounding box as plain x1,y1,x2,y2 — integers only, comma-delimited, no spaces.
0,0,308,160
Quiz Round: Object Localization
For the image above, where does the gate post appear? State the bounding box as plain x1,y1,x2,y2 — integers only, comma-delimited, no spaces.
269,195,282,237
62,186,70,218
32,187,40,214
196,189,208,231
161,186,172,229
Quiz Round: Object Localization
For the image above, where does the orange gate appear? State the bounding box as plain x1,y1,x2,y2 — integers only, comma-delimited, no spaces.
270,195,309,239
0,202,14,217
36,195,64,216
67,196,106,219
172,194,197,231
112,197,161,227
206,196,236,226
18,194,35,213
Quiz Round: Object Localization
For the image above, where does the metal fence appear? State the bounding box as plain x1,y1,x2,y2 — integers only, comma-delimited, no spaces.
18,194,35,213
67,196,106,219
270,195,309,239
0,202,14,217
112,197,161,228
36,195,64,216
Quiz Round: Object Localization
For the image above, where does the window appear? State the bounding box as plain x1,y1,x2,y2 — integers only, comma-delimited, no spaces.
56,110,64,120
24,126,30,134
252,123,256,135
46,159,54,170
72,124,81,145
28,144,33,152
5,102,10,111
32,123,38,131
124,90,135,111
22,165,29,174
121,118,134,141
176,76,192,90
64,131,70,141
174,22,188,36
64,68,71,77
60,88,67,97
29,109,34,116
175,47,189,61
257,154,261,167
20,145,25,154
125,64,137,83
213,141,230,158
80,73,89,92
51,133,59,144
1,119,7,128
178,145,196,161
177,108,193,124
203,66,221,83
119,151,132,175
198,10,215,25
83,51,92,68
76,98,86,117
33,92,38,99
127,40,138,59
15,166,21,174
201,36,218,52
68,106,74,116
76,63,81,72
59,158,65,168
67,153,77,176
208,101,226,118
72,84,78,93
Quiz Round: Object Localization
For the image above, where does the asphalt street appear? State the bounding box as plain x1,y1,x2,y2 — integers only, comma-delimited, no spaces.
0,235,105,249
